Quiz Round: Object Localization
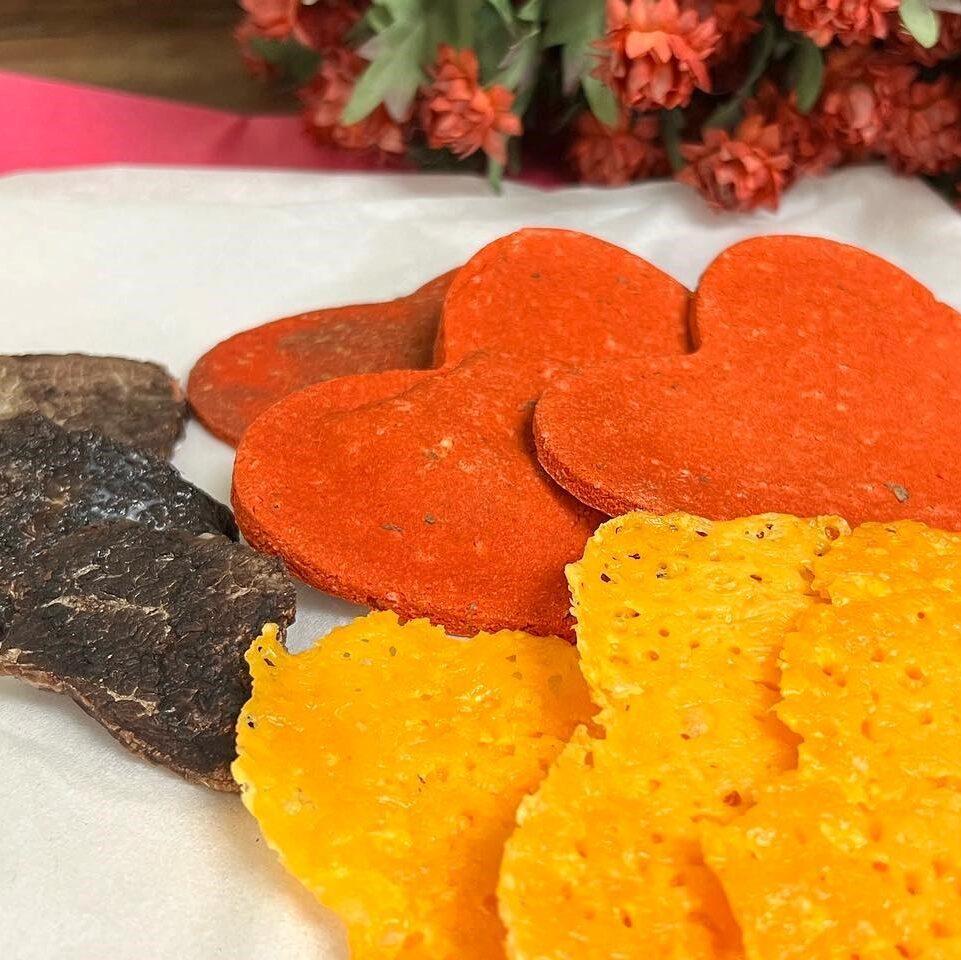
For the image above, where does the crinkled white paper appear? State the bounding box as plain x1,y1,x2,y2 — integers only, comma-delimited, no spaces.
1,165,959,959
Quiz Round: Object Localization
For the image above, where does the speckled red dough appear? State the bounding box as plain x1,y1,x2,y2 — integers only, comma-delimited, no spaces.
232,354,605,639
436,228,690,366
232,230,691,636
534,236,961,528
188,271,455,446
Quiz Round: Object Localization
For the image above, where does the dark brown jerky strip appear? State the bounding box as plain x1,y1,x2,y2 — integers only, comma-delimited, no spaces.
0,521,296,790
0,354,186,458
0,414,237,631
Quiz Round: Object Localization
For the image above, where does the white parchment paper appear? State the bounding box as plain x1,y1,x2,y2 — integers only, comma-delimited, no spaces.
1,165,959,959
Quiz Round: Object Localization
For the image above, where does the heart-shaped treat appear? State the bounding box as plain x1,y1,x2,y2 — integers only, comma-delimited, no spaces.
188,271,455,446
535,236,961,527
233,354,605,638
437,228,690,365
233,230,690,637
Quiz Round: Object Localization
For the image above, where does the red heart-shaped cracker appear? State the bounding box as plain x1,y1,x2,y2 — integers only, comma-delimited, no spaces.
233,230,691,637
233,354,605,638
188,271,455,446
437,228,691,365
535,236,961,527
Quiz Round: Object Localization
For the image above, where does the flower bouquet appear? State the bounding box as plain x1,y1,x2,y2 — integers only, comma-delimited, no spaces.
237,0,961,211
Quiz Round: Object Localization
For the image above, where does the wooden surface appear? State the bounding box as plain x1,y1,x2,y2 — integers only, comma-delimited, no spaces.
0,0,297,112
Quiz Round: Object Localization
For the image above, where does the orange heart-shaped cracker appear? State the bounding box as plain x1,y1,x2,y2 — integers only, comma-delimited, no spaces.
234,355,604,638
233,231,690,637
188,271,455,446
535,236,961,528
437,229,691,365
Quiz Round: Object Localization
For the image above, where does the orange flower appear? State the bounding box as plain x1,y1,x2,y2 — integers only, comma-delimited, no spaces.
882,76,961,175
236,19,280,79
419,47,523,165
684,0,762,61
746,80,843,179
295,0,364,52
600,0,719,110
815,47,914,156
568,111,668,185
301,49,406,155
240,0,299,38
678,115,793,212
776,0,899,46
236,1,362,77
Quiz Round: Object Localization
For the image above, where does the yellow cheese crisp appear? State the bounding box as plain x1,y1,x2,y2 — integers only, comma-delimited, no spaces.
498,512,846,960
232,611,593,960
705,522,961,959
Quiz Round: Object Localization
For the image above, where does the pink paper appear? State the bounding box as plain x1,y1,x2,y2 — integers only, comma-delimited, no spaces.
0,70,563,184
0,70,400,173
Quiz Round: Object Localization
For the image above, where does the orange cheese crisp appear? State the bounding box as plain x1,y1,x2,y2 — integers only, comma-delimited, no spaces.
232,611,593,960
705,521,961,959
498,512,846,960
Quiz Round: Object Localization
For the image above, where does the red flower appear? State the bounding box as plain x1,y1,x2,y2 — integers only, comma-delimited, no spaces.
776,0,899,46
295,1,364,52
240,0,299,38
301,49,406,155
568,111,669,185
814,47,914,156
882,76,961,175
889,12,961,66
235,19,279,79
419,47,522,165
684,0,762,61
678,115,793,212
599,0,720,110
746,80,843,179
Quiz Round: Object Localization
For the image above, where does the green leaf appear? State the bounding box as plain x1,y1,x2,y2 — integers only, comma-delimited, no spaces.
659,109,686,174
487,156,505,192
427,0,484,51
492,0,541,95
705,18,776,129
741,18,778,92
362,3,395,33
517,0,542,21
582,75,619,126
485,0,517,30
544,0,605,92
342,16,427,124
899,0,940,47
704,97,744,131
246,37,321,87
543,0,603,47
789,37,824,114
376,0,421,18
475,4,516,80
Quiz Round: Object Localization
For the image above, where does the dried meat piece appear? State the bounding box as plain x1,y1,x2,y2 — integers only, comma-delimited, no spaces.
0,521,295,790
0,414,237,631
233,611,592,959
437,229,690,366
188,271,456,446
499,512,845,960
534,236,961,526
232,354,604,639
0,353,185,457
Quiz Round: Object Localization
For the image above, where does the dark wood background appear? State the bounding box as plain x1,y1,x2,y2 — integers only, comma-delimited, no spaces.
0,0,296,111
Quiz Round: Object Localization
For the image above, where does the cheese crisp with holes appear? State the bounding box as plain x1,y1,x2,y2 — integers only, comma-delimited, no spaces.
498,512,847,959
232,611,593,960
704,522,961,959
